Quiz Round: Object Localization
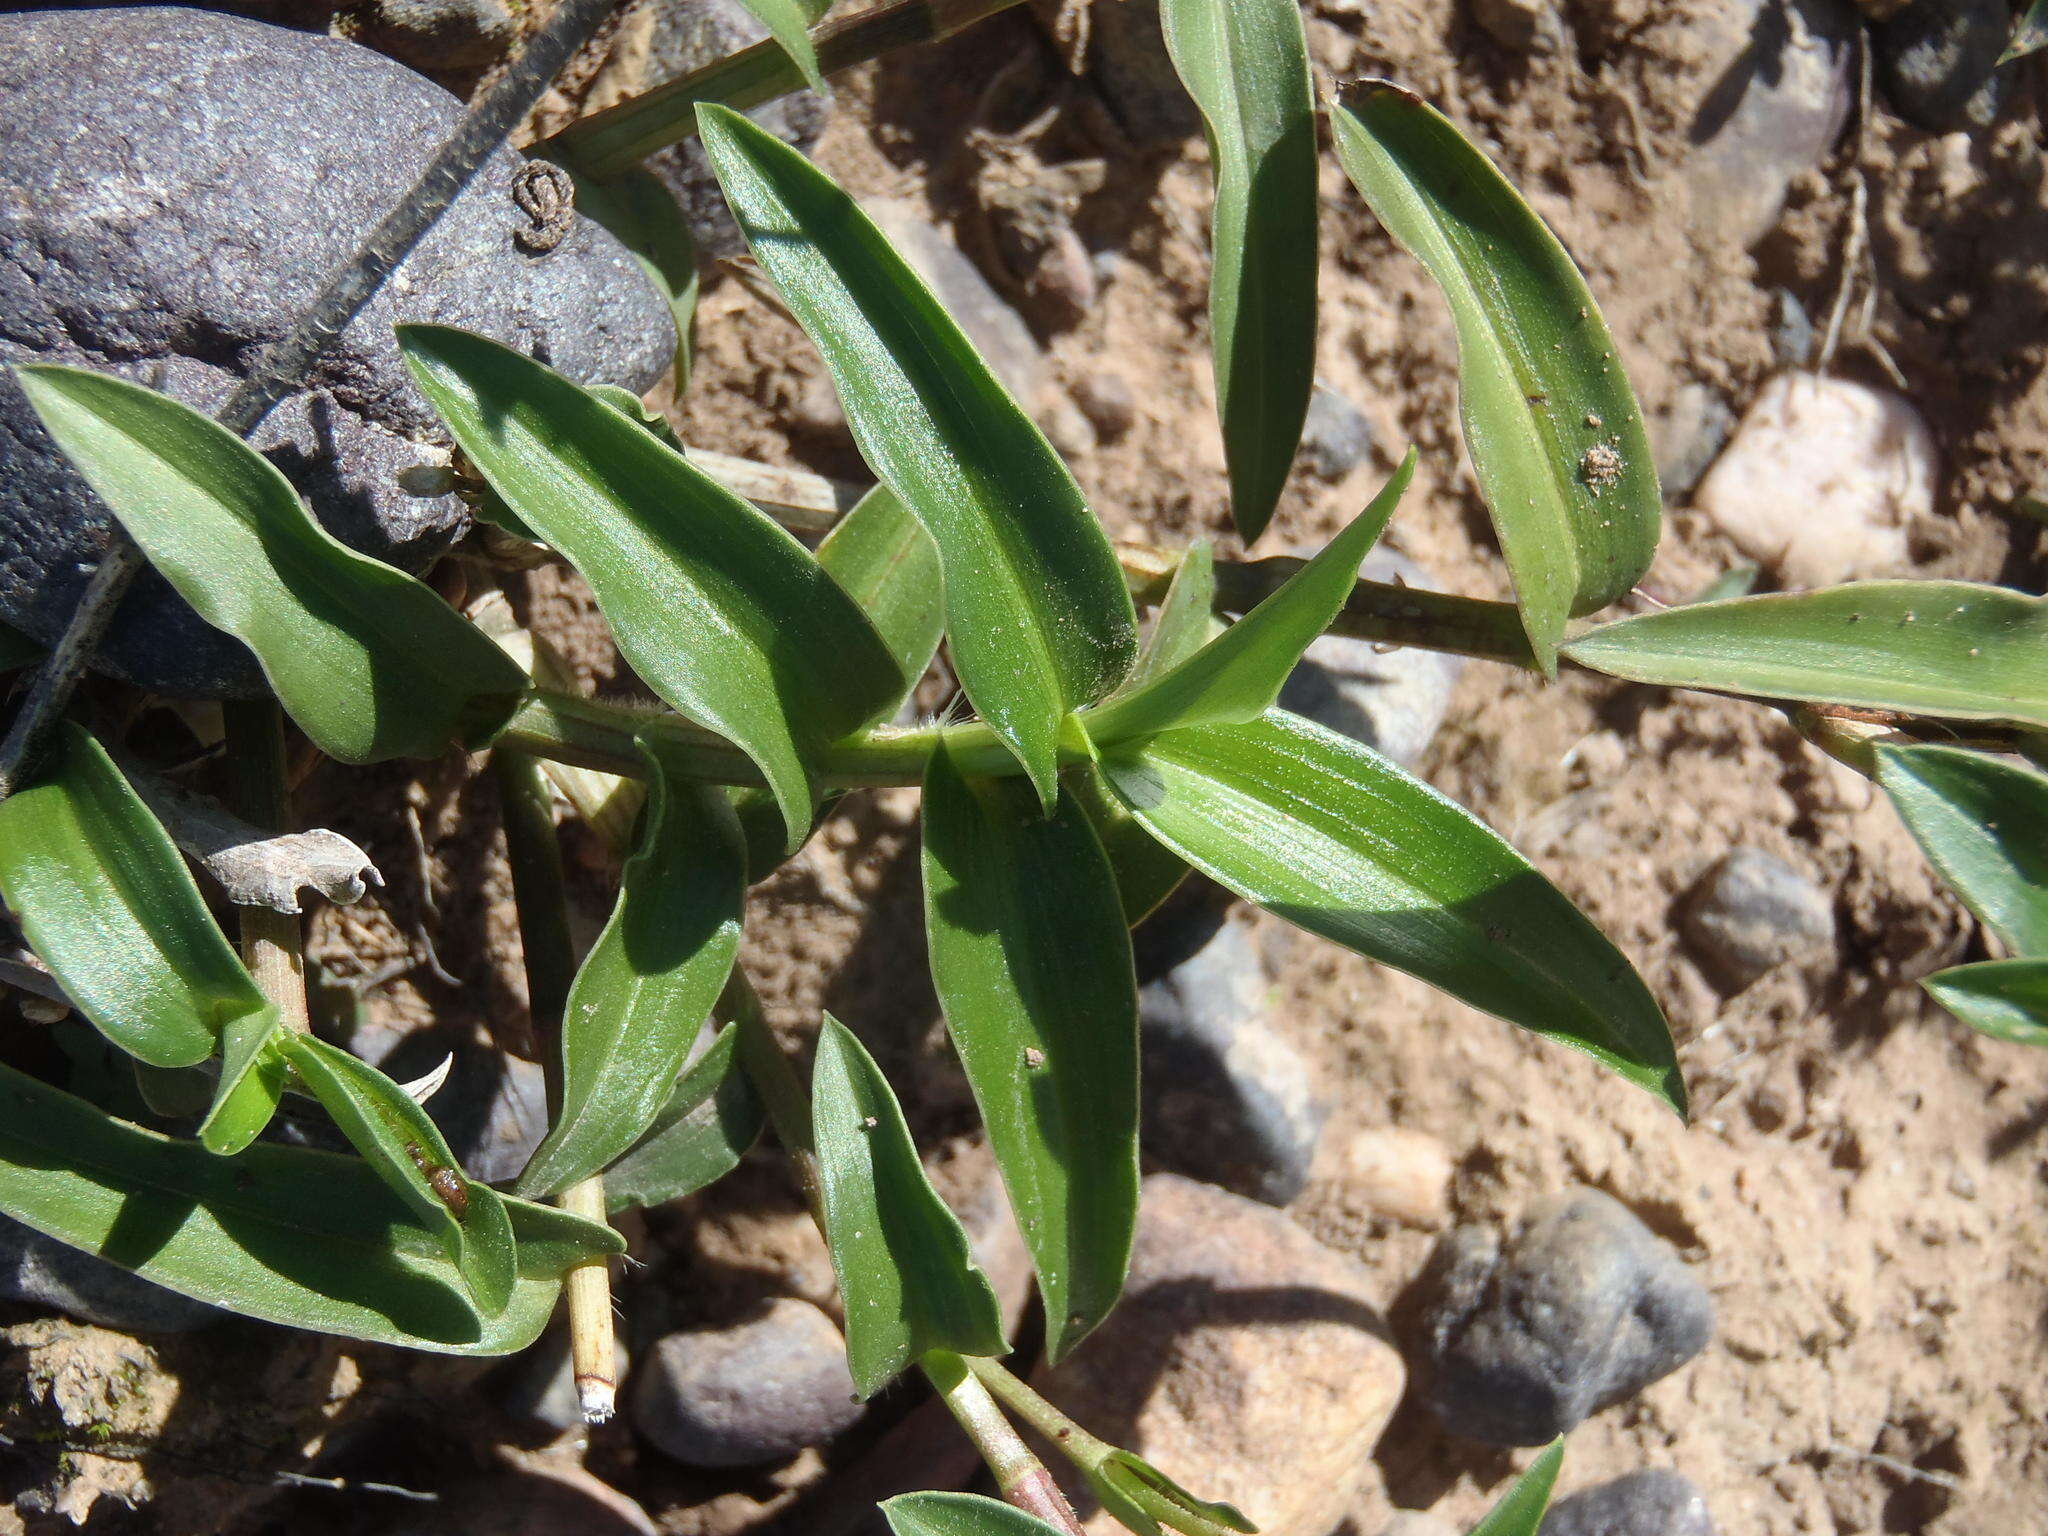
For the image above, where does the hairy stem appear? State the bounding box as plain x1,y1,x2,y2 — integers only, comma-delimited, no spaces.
539,0,1030,180
925,1351,1086,1536
493,746,619,1425
0,0,623,802
223,699,311,1035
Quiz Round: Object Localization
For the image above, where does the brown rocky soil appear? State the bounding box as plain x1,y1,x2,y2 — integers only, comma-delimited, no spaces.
7,1,2046,1533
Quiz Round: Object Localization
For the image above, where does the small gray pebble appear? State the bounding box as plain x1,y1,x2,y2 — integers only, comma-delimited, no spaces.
354,0,520,71
1278,549,1464,768
1874,0,2013,133
1769,290,1816,372
1682,0,1858,247
1085,0,1204,147
1416,1190,1714,1446
1299,385,1378,481
1469,0,1566,55
1540,1470,1719,1536
1679,848,1836,993
1140,919,1324,1207
631,1297,865,1467
1652,383,1735,503
1073,372,1138,442
0,1213,222,1333
0,7,673,697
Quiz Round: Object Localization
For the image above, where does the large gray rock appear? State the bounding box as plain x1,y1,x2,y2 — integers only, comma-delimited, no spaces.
1414,1190,1713,1447
1278,550,1465,769
0,1214,222,1334
1540,1470,1718,1536
642,0,830,258
1678,847,1837,993
1140,919,1325,1207
0,7,673,697
630,1297,865,1467
1874,0,2014,132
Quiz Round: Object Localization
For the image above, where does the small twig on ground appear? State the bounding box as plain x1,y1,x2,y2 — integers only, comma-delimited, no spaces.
273,1471,441,1503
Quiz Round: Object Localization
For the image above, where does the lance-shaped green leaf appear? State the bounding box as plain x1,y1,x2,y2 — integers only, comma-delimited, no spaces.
1131,540,1220,691
1331,84,1658,670
12,365,527,763
568,167,700,388
738,0,832,90
1088,452,1413,745
0,723,268,1070
812,1015,1008,1396
400,324,900,850
1562,582,2048,729
1875,744,2048,955
922,742,1139,1360
284,1033,517,1317
1471,1440,1564,1536
517,742,746,1198
0,1062,618,1353
884,1493,1073,1536
697,104,1138,806
1101,712,1683,1112
2002,0,2048,64
1922,959,2048,1046
604,1027,765,1212
1162,0,1318,543
817,481,946,726
196,1013,291,1157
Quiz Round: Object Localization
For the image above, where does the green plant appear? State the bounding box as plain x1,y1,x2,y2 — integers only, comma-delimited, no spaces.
2,3,2044,1532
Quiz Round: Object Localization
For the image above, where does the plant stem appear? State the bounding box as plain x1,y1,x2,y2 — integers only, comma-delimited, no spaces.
963,1357,1119,1466
0,0,625,804
539,0,1029,180
223,699,311,1035
492,746,619,1425
925,1351,1086,1536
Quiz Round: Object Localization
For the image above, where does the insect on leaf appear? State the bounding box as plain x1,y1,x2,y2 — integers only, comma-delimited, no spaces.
516,739,746,1198
922,741,1140,1361
400,324,902,851
1875,744,2048,956
12,364,528,763
604,1027,766,1213
697,104,1138,807
0,1062,617,1353
1563,582,2048,731
1921,959,2048,1046
1087,451,1414,746
812,1015,1009,1396
1100,712,1683,1113
0,723,270,1070
1330,84,1658,671
284,1034,518,1318
1161,0,1319,542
